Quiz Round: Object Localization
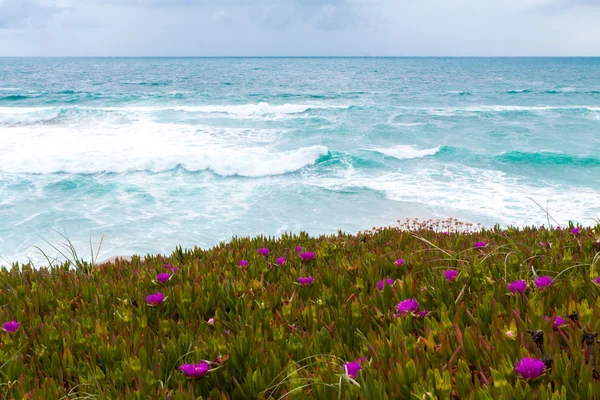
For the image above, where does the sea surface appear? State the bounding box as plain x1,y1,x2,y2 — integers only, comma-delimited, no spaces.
0,57,599,265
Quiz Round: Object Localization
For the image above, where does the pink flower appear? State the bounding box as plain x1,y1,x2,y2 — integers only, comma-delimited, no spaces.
298,277,314,286
258,248,270,256
164,263,173,269
299,252,315,261
296,246,303,252
594,276,600,285
239,259,248,267
2,321,20,333
394,258,405,266
397,298,419,316
146,292,165,306
416,310,430,318
444,269,458,282
179,361,211,379
377,278,394,291
515,358,545,380
207,318,215,325
276,257,285,265
534,276,553,289
508,280,527,293
344,360,362,379
572,227,581,235
545,315,566,329
473,241,487,248
157,273,171,283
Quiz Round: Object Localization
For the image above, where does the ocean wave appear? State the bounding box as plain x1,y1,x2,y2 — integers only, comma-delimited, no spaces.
0,103,350,125
0,129,329,177
495,151,600,167
0,95,29,101
506,89,532,94
368,145,441,160
0,107,61,125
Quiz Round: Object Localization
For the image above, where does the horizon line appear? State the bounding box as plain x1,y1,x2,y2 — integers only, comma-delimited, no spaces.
1,55,600,59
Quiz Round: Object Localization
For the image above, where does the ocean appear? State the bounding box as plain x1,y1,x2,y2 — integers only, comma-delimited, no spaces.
0,57,599,265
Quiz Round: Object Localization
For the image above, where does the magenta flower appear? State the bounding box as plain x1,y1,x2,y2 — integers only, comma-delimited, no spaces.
258,248,270,256
416,310,430,318
276,257,286,265
239,259,248,267
299,251,315,261
172,267,178,272
545,315,566,329
515,357,545,380
534,276,553,289
296,246,303,252
394,258,405,266
207,318,215,325
146,292,165,306
298,276,314,286
473,241,487,248
377,278,395,291
443,231,448,235
508,280,527,294
2,321,20,333
397,298,420,316
344,360,362,379
594,276,600,285
157,273,171,283
572,227,581,235
444,269,458,282
179,361,211,379
164,263,173,269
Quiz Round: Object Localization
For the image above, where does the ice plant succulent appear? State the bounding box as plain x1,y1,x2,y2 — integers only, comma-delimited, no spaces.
146,292,165,306
298,277,314,286
535,276,553,289
299,251,315,261
473,241,487,248
377,278,394,291
179,361,211,379
239,259,248,267
572,227,581,235
444,269,458,282
394,258,405,266
508,280,527,294
397,298,420,316
276,257,285,265
595,276,600,285
157,273,171,283
515,357,545,380
257,248,270,256
296,246,303,252
2,321,20,333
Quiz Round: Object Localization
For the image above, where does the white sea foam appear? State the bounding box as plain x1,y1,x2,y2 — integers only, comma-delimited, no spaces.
368,145,441,160
0,119,328,176
306,166,600,227
0,102,350,125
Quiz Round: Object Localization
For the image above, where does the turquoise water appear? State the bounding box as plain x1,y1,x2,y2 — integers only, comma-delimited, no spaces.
1,57,599,265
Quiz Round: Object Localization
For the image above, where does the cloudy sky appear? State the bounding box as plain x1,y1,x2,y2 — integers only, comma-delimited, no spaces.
0,0,599,56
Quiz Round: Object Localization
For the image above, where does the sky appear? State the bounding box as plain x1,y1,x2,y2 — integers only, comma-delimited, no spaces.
0,0,599,56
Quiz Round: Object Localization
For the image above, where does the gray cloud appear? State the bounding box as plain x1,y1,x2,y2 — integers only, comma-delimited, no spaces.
0,0,599,56
0,0,67,28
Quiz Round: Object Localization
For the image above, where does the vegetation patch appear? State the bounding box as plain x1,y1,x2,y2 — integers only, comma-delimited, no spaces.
1,219,600,399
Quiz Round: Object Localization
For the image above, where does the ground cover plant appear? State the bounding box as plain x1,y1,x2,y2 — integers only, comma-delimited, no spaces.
1,219,600,399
